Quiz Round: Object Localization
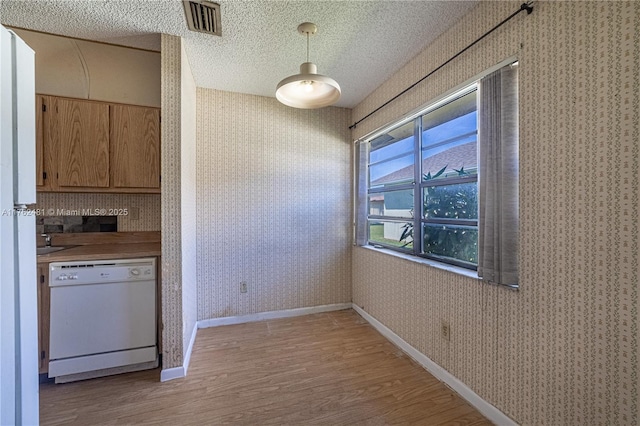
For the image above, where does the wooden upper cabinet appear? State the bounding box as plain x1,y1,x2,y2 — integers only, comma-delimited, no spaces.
110,105,160,189
35,95,45,187
37,95,160,193
53,97,110,188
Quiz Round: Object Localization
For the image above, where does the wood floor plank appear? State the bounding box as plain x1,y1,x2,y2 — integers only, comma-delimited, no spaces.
40,309,491,425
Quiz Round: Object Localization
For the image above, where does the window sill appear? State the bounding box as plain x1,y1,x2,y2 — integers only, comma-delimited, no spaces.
360,245,480,280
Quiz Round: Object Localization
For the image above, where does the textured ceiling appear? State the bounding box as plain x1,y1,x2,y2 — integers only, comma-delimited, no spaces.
0,0,478,108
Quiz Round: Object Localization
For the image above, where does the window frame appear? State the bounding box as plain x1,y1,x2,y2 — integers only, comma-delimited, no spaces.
365,84,479,270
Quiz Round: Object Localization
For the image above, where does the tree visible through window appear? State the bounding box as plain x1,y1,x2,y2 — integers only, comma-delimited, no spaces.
366,86,478,269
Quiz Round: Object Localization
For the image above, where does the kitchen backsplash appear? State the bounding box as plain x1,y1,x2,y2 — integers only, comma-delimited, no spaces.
36,193,161,232
37,215,117,234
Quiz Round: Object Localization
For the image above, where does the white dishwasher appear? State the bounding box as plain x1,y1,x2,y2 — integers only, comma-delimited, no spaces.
48,258,157,381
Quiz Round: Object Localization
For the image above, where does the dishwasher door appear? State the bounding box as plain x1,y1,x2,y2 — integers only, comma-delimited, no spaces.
48,258,157,378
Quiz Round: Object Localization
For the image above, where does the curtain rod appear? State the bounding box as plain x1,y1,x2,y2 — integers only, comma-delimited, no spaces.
349,1,534,130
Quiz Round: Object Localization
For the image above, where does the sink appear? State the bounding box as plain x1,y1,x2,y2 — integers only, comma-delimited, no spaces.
37,246,71,255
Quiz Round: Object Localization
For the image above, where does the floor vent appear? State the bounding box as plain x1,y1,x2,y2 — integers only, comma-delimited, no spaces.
183,0,221,36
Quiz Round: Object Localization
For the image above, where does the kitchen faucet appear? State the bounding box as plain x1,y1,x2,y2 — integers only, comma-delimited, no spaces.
41,233,51,247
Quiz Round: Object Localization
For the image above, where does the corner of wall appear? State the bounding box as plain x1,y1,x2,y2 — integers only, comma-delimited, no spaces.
160,33,184,370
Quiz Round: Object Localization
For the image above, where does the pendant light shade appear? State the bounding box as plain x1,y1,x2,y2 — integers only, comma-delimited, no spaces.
276,23,341,109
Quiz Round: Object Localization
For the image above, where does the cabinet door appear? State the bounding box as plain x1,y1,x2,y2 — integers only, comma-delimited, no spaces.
54,97,110,188
37,265,50,374
35,95,45,187
110,105,160,189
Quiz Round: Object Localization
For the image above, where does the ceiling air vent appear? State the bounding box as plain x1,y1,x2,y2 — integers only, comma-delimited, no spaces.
183,0,221,36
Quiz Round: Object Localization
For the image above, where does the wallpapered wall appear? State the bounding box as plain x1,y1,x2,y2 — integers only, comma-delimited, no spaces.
195,89,352,320
180,40,197,361
160,34,197,370
351,1,638,425
36,193,160,232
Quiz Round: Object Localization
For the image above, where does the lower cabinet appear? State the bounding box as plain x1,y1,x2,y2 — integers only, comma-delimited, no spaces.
37,264,50,374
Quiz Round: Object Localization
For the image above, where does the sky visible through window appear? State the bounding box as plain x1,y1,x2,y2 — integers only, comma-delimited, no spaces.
369,111,477,182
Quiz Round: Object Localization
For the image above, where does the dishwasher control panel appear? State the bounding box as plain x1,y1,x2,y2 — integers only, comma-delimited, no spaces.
49,258,156,286
128,265,153,278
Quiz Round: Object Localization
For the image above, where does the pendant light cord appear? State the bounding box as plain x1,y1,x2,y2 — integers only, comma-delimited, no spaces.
349,1,534,130
306,32,310,63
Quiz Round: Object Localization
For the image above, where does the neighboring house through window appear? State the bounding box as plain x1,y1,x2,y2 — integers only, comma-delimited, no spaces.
366,86,479,269
358,61,519,282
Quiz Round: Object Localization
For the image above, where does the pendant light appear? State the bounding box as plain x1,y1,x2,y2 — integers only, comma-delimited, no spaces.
276,22,341,109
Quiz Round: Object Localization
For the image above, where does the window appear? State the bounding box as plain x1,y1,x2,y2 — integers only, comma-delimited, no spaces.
366,86,479,269
357,62,519,284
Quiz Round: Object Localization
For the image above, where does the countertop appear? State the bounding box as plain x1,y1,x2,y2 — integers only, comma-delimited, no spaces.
36,242,161,263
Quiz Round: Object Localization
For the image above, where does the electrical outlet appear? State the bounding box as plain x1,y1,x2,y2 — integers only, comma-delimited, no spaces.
441,320,450,341
240,282,247,293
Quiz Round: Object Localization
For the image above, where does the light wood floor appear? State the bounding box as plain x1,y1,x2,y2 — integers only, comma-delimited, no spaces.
40,309,491,425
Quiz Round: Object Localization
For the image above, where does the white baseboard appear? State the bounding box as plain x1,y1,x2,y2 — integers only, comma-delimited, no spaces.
161,322,198,382
352,304,517,426
198,303,352,329
160,365,185,382
183,322,198,375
